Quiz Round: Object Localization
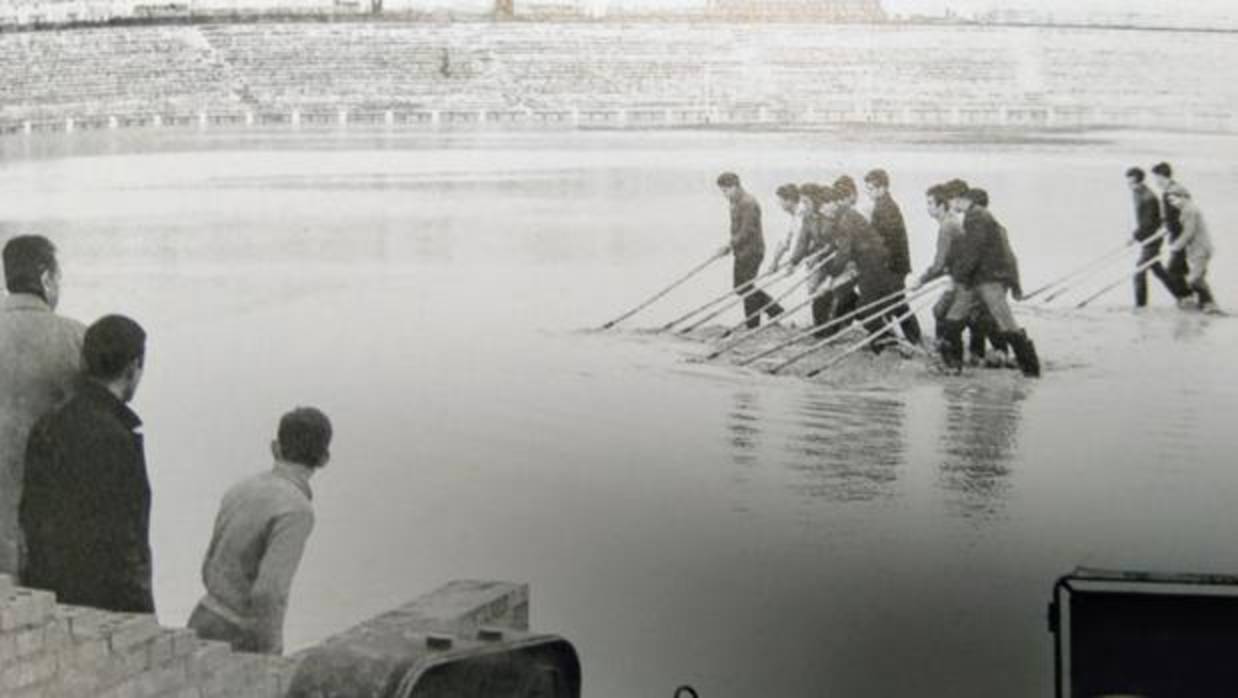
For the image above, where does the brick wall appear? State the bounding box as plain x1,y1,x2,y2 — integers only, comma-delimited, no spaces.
0,575,298,698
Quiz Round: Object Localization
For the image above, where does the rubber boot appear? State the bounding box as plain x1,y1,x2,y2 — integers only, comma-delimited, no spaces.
1006,329,1041,378
938,320,965,373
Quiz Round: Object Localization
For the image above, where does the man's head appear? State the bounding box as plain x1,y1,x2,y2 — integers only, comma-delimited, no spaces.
925,184,950,220
817,185,844,216
716,172,742,202
3,235,61,308
1126,166,1146,190
83,315,146,403
964,188,989,208
1166,186,1191,210
274,407,333,470
833,176,857,207
863,169,890,199
943,178,970,213
775,183,800,215
1151,162,1173,189
799,183,824,212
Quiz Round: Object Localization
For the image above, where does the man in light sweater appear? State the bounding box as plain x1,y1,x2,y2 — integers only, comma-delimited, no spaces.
188,407,333,654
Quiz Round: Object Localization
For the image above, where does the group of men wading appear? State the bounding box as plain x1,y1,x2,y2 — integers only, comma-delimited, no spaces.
715,170,1042,377
0,235,330,655
1127,162,1218,313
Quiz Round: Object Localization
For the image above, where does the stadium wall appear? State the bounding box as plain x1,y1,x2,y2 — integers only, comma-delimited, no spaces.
1,21,1237,136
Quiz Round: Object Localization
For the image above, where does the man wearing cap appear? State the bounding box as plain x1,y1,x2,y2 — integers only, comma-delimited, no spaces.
20,314,153,613
936,188,1041,376
716,172,784,329
0,235,85,578
865,168,923,346
1165,189,1221,315
188,407,334,655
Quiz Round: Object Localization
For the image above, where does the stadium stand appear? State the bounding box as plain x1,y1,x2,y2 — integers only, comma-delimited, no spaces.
1,20,1237,132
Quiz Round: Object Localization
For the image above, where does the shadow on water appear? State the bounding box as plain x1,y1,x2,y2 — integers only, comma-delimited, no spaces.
937,381,1027,521
780,390,907,503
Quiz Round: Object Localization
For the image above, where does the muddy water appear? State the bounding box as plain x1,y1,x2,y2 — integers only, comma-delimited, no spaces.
1,129,1236,698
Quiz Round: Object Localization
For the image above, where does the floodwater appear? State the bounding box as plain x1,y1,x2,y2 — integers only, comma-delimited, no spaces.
1,128,1236,698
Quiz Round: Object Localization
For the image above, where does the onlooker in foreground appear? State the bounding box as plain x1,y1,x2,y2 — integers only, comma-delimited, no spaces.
20,315,153,613
1165,189,1221,315
188,407,333,655
0,235,85,578
716,172,784,329
1126,167,1185,306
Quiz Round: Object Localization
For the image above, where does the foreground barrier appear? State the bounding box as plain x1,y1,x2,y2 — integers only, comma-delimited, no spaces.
0,575,575,698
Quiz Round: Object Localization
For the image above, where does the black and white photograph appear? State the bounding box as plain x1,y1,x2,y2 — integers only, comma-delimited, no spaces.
0,0,1235,696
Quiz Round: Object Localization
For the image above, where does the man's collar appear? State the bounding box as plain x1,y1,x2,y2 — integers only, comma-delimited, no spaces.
3,293,51,312
76,379,143,431
273,461,314,500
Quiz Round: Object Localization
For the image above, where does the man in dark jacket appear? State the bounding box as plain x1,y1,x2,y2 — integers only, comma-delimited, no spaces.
819,186,903,351
865,169,923,346
20,315,154,614
1150,162,1191,306
717,172,784,329
1128,166,1185,306
938,188,1041,377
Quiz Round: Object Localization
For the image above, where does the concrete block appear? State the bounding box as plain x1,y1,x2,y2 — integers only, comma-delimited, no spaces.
109,616,160,654
186,641,230,680
169,629,200,658
0,575,13,597
15,627,43,657
389,579,530,636
147,630,175,666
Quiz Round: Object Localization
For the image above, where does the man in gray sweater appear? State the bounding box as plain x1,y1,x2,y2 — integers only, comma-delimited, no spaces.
188,407,333,654
0,235,84,578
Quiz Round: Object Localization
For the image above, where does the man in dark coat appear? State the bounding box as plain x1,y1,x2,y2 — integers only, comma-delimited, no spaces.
717,172,784,329
1150,162,1191,306
818,186,903,352
938,188,1041,377
20,314,154,614
865,169,923,346
1127,167,1185,306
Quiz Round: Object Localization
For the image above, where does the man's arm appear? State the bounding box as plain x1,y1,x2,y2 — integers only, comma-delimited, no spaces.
1169,207,1198,252
251,509,315,654
80,425,154,614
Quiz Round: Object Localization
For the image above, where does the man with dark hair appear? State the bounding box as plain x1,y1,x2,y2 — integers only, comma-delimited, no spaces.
1166,189,1221,315
1150,162,1192,307
716,172,784,329
19,315,152,613
937,188,1041,376
818,186,903,352
188,407,334,654
1127,167,1183,306
0,235,85,578
865,168,923,346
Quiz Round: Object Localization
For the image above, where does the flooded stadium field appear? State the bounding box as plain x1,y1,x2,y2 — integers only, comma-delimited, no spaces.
1,127,1236,698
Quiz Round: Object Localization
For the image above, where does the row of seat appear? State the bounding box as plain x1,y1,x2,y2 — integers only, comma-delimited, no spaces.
1,22,1236,123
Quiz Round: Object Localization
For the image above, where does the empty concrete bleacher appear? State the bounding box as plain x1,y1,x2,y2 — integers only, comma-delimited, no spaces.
1,21,1236,131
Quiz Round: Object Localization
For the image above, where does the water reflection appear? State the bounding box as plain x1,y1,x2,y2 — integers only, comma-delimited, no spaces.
937,381,1026,520
783,390,906,503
